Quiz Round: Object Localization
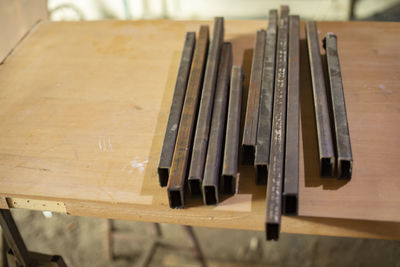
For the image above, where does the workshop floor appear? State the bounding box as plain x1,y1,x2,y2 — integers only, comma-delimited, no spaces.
1,209,399,267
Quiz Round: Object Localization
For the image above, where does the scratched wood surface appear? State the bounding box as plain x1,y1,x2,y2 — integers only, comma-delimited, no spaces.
0,21,399,240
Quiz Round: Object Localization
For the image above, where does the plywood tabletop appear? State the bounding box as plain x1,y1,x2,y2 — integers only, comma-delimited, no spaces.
0,20,399,240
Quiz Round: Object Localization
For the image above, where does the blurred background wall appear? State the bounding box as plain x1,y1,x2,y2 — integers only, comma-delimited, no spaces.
47,0,400,21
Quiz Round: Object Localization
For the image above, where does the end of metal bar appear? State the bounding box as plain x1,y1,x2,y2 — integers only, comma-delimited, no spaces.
282,194,298,215
158,167,169,187
322,33,337,49
221,175,236,195
168,189,184,209
188,178,202,195
321,157,335,177
255,164,268,185
242,145,255,165
265,223,280,241
203,185,218,205
338,158,352,180
280,5,289,12
268,10,278,29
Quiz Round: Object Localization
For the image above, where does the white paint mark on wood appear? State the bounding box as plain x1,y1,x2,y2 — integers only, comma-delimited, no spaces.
122,157,149,175
379,84,392,94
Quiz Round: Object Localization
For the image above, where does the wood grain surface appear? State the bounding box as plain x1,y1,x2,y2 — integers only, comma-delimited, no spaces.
0,20,399,239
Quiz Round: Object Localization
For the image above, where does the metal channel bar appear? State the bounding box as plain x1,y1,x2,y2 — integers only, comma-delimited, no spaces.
202,42,232,205
306,21,335,177
158,32,196,187
283,15,300,215
265,5,289,241
324,33,353,179
242,30,265,165
255,10,278,185
189,18,224,195
221,65,243,194
167,26,209,209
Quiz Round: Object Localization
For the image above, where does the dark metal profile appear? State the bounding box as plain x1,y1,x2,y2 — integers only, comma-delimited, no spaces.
221,65,243,195
0,209,34,267
189,17,224,195
242,29,265,165
306,21,335,177
202,42,232,205
158,32,196,187
167,26,209,209
323,33,353,179
265,5,289,241
283,15,300,215
255,10,278,185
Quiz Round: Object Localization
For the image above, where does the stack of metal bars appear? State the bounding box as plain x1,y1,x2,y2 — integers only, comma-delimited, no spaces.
158,9,352,241
306,22,353,180
241,6,300,240
158,18,243,208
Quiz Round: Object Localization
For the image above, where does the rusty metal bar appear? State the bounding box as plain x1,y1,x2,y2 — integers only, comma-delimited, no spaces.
242,30,265,165
189,17,224,195
255,10,278,185
306,21,335,177
221,65,243,194
265,5,289,241
283,15,300,215
324,33,353,179
167,26,209,209
158,32,196,187
202,42,232,205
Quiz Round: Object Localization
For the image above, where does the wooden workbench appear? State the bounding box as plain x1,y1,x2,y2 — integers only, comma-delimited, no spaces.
0,20,399,240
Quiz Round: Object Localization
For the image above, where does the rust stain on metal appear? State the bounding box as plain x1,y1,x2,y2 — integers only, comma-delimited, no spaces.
221,65,243,195
283,15,300,215
242,29,265,165
324,33,353,179
189,18,224,195
306,21,335,177
202,42,232,205
158,32,196,187
265,5,289,241
255,10,278,185
167,26,209,209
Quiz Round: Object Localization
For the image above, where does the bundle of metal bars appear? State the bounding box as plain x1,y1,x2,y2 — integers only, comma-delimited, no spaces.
242,6,301,240
306,21,353,180
158,18,243,209
243,6,351,240
158,6,352,241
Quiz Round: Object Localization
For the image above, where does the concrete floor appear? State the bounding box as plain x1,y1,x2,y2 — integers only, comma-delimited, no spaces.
2,209,399,267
